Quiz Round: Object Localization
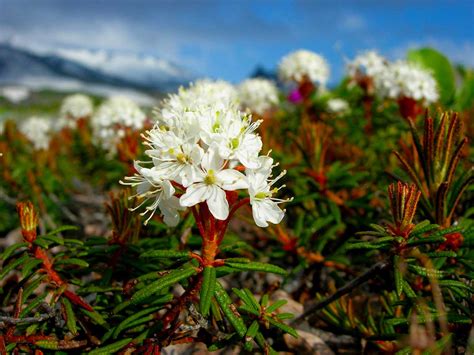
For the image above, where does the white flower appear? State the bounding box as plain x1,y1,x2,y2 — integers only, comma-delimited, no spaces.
347,50,387,78
144,128,204,187
125,79,290,228
327,98,350,114
60,94,94,120
246,156,289,228
121,162,183,226
19,116,52,150
0,86,30,104
91,96,146,154
159,79,237,119
180,147,248,220
238,78,279,115
278,50,330,86
198,106,263,168
374,61,439,104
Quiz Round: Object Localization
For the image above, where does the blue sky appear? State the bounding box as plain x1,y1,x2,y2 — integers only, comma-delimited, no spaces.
0,0,473,83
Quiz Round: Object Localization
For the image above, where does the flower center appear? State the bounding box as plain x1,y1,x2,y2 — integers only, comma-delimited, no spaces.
204,170,216,185
176,153,189,164
231,137,240,149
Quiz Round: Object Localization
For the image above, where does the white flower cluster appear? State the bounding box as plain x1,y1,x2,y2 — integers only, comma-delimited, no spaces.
278,50,330,86
327,98,349,114
19,116,53,150
60,94,94,120
347,50,387,78
162,79,237,115
91,96,146,153
238,78,279,115
374,60,439,104
123,82,289,228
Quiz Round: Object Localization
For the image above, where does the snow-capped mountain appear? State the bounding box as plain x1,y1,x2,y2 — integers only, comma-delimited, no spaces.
0,43,194,93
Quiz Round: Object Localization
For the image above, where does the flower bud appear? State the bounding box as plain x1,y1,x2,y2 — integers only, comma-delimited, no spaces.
16,201,38,242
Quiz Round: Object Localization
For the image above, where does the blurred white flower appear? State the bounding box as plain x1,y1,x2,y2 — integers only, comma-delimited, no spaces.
374,61,439,104
278,50,330,86
91,96,146,154
19,116,52,150
0,86,30,104
60,94,94,120
327,98,350,114
238,78,279,115
347,50,387,78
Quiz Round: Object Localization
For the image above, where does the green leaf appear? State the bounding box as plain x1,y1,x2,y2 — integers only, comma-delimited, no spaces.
0,242,29,261
54,258,89,268
200,266,216,317
225,261,287,275
19,294,47,317
233,288,259,312
424,251,457,258
393,256,403,297
140,249,190,259
407,47,455,105
266,299,287,314
35,340,59,350
407,236,446,246
246,320,259,339
131,265,197,305
346,241,389,250
402,280,417,299
61,298,78,335
112,306,161,338
438,280,473,293
21,258,42,278
408,264,448,278
265,315,298,338
88,338,133,355
456,71,474,110
0,253,29,279
214,281,247,338
80,309,108,328
410,221,438,236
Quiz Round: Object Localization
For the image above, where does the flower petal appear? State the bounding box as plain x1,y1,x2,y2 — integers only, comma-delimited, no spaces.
207,186,229,220
252,200,284,227
180,183,208,207
217,169,249,190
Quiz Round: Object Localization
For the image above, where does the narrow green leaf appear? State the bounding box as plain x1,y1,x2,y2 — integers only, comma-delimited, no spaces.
0,242,29,261
0,253,29,279
225,261,287,275
54,258,89,268
214,281,247,338
88,338,132,355
394,256,403,297
19,294,47,317
61,298,78,335
246,320,259,338
131,266,197,305
200,266,216,317
408,264,448,278
112,306,161,339
265,316,298,338
80,309,108,328
21,258,42,278
140,249,190,259
265,299,287,314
